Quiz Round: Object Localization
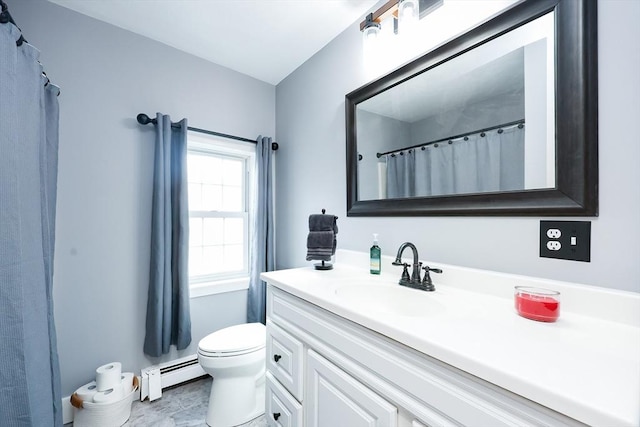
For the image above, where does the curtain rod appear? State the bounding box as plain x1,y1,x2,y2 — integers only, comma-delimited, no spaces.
136,113,278,151
376,119,524,158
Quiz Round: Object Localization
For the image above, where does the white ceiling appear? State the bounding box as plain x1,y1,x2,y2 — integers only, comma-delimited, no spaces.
47,0,379,85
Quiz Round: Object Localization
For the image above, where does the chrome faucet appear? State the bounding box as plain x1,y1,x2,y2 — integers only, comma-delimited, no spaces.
392,242,442,291
392,242,422,288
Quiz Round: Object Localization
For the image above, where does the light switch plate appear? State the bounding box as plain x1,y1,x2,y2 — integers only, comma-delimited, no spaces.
540,221,591,262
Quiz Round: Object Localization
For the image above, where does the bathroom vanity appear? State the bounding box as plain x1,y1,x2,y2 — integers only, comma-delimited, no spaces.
261,250,640,427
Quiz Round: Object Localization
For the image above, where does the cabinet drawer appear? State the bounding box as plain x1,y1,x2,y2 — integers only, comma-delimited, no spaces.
267,320,304,401
266,371,303,427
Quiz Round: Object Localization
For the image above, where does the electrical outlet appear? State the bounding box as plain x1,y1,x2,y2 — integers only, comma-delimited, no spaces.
546,228,562,239
546,241,561,251
540,221,591,262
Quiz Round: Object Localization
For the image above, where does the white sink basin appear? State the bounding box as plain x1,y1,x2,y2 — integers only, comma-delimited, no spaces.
334,284,445,317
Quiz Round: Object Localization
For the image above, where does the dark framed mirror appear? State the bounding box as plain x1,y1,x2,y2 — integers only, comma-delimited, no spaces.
346,0,597,216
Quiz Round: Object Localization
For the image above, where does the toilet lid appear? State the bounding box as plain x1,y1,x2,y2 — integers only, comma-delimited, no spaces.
198,322,266,355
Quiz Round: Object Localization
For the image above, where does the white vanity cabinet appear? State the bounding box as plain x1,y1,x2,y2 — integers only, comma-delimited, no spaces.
265,284,587,427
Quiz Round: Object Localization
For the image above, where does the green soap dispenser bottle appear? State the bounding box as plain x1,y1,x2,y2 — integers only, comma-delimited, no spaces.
370,233,381,275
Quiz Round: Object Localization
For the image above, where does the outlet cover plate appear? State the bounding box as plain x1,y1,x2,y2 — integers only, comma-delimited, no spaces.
540,221,591,262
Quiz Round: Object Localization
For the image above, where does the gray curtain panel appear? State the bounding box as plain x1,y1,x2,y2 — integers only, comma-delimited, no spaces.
0,21,63,426
144,114,192,357
386,150,416,198
247,136,275,324
386,125,524,197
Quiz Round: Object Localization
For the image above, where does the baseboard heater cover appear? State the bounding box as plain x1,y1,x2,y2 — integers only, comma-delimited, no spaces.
140,354,206,401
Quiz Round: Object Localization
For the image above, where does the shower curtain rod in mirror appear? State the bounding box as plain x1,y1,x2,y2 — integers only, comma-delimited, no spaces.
376,119,524,158
136,113,279,151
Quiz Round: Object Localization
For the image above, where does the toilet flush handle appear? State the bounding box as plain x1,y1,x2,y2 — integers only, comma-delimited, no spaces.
273,413,281,421
273,354,281,362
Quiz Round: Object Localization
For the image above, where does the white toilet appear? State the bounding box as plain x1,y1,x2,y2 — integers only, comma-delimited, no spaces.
197,322,266,427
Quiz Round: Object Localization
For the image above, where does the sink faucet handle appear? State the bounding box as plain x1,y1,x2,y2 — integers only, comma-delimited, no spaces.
421,265,442,292
398,263,410,285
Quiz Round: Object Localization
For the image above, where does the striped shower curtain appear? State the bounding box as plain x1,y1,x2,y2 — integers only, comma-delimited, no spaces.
0,14,63,427
386,125,525,198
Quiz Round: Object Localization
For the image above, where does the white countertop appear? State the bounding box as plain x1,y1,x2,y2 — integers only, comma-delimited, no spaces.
261,250,640,427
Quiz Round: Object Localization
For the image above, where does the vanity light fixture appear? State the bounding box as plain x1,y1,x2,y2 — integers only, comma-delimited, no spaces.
359,0,443,39
360,0,443,77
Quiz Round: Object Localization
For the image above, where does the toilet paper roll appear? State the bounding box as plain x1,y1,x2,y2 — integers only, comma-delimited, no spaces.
120,372,135,395
75,381,98,402
95,362,122,392
91,386,124,404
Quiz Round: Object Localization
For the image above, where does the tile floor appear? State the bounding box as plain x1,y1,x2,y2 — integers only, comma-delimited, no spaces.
125,377,266,427
69,376,267,427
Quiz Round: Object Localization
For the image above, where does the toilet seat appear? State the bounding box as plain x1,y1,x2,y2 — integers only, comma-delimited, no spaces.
198,323,265,358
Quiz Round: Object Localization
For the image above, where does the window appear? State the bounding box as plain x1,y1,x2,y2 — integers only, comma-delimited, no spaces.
187,132,254,295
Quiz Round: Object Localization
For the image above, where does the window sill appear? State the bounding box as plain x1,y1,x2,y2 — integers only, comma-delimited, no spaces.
190,277,250,298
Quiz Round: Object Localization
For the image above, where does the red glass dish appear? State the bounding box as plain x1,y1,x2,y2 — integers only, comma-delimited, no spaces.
514,286,560,322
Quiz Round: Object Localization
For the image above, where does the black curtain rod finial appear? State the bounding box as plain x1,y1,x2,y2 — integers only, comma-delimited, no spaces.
136,113,156,125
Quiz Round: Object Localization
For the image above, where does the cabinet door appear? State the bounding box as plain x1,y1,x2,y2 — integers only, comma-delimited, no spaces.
305,349,397,427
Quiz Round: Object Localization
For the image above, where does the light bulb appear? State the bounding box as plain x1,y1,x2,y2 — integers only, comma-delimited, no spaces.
398,0,419,35
362,19,381,69
363,23,380,43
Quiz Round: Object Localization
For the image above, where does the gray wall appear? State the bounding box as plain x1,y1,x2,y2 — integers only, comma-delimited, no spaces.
275,0,640,293
10,1,275,396
356,110,411,200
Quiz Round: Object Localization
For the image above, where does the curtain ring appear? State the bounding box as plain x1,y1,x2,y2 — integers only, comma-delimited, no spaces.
497,129,504,134
421,146,426,151
480,132,486,137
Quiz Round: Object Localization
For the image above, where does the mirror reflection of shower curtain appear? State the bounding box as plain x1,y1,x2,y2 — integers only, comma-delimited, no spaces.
386,125,524,198
377,161,387,199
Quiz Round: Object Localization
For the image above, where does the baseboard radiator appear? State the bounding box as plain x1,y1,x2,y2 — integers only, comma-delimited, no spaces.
140,354,206,401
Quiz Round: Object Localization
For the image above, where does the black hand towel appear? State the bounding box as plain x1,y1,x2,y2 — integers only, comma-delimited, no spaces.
306,231,335,261
309,214,338,234
306,214,338,261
